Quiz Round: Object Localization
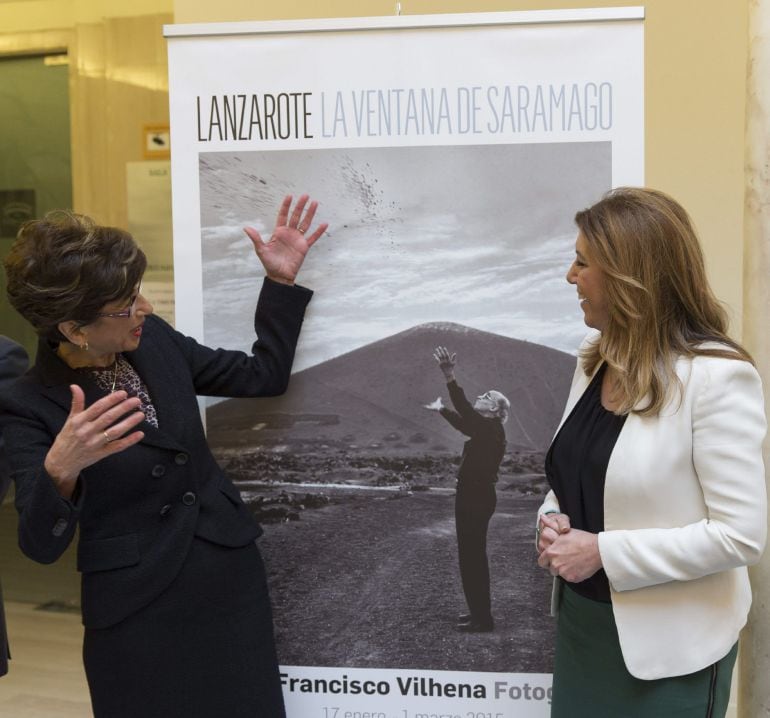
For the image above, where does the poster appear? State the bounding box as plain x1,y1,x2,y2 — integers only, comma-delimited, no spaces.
165,9,644,716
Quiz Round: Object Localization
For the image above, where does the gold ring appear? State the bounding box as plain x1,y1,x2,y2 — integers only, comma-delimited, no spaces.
103,430,113,443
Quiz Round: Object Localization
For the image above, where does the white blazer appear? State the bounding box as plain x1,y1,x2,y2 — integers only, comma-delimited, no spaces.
539,337,767,680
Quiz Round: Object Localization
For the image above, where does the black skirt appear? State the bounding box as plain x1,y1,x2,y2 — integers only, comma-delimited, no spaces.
83,537,285,718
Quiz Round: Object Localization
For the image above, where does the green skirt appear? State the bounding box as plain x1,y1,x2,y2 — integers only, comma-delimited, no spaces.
551,584,737,718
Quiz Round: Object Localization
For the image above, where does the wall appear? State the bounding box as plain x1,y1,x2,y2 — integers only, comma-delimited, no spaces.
68,13,172,227
0,0,173,33
0,0,173,228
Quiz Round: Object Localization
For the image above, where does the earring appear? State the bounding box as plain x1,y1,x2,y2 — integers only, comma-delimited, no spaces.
81,340,89,352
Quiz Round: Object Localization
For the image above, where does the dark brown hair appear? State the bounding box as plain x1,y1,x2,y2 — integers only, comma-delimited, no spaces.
4,211,146,342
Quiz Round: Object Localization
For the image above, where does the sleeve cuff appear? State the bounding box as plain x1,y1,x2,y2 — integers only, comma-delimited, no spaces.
263,276,314,300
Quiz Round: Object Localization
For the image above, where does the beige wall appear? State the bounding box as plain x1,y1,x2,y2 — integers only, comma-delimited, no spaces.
173,0,750,337
68,13,172,228
0,0,173,33
0,1,173,228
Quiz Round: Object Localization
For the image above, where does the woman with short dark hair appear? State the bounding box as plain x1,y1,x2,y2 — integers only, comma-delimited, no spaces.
0,195,327,717
5,212,146,343
536,188,766,717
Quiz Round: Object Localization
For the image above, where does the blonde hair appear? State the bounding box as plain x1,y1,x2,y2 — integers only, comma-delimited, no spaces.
575,187,752,416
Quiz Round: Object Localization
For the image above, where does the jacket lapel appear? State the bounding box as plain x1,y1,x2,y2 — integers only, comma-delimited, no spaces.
34,337,185,452
35,339,108,414
121,322,189,451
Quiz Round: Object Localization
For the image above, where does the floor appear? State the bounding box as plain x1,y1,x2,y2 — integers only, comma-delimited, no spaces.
0,603,742,718
0,495,89,717
0,602,91,718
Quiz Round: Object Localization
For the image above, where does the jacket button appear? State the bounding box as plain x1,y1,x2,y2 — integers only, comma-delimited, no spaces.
182,491,197,506
175,453,189,465
159,504,172,517
151,464,166,478
51,518,68,536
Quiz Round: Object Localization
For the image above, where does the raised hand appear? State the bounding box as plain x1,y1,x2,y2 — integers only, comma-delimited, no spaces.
244,194,328,285
43,385,145,498
432,346,457,382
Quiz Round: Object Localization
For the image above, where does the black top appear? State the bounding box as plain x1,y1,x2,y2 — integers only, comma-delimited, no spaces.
545,363,627,602
439,380,506,485
81,355,159,427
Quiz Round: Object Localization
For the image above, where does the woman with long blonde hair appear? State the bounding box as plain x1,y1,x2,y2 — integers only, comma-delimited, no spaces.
536,188,766,717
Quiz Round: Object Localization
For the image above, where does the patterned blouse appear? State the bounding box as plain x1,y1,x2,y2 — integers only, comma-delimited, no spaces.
83,354,159,427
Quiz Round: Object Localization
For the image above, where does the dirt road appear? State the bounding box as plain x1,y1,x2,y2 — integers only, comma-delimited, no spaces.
258,489,556,673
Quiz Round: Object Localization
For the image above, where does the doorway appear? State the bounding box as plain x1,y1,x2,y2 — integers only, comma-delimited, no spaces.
0,51,79,605
0,52,73,360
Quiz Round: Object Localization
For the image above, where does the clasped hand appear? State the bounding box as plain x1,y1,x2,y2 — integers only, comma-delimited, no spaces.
536,512,603,584
244,194,328,285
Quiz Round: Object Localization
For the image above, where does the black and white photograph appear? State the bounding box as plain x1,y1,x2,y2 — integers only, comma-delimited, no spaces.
198,141,610,673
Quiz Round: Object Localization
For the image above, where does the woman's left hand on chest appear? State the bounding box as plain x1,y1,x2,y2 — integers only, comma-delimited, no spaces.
44,385,146,498
538,528,603,583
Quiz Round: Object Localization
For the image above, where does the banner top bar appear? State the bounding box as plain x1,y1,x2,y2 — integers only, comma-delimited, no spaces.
163,7,644,39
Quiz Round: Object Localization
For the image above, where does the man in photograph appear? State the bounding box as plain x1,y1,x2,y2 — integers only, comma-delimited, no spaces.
426,346,509,633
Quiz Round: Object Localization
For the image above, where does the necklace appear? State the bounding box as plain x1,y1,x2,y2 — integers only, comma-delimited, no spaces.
70,354,120,395
109,355,118,393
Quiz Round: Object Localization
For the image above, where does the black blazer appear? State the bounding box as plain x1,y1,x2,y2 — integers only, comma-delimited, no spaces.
0,335,29,676
0,279,311,629
0,336,29,495
439,380,506,485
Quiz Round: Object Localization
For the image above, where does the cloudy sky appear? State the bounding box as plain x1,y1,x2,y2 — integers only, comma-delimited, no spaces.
199,142,610,372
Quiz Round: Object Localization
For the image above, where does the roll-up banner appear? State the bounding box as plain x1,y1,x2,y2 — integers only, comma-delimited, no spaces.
165,9,643,716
